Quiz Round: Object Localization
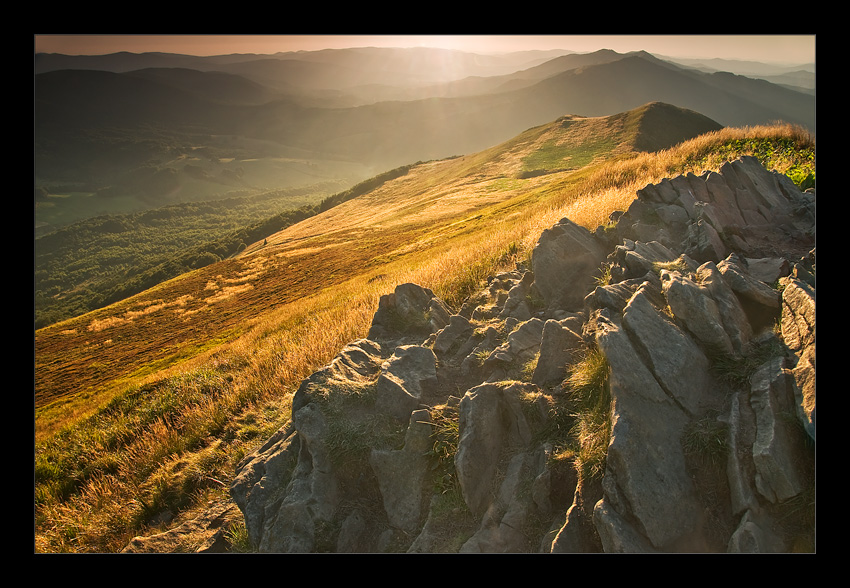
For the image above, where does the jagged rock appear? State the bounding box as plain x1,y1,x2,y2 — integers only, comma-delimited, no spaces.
532,318,584,388
704,170,748,230
232,157,815,554
454,381,537,517
257,402,340,552
481,317,545,383
618,156,815,263
792,343,816,442
368,282,451,341
471,270,525,320
727,509,785,553
723,390,760,517
745,256,791,284
498,270,535,321
586,276,646,313
593,498,657,553
292,339,383,413
230,424,300,548
460,444,551,552
594,310,703,551
336,509,370,553
661,268,739,355
780,277,816,354
621,283,713,416
750,356,806,503
532,217,608,312
548,480,601,553
716,255,782,333
432,314,475,359
458,324,502,379
719,255,781,308
376,345,439,421
695,261,753,353
683,217,728,262
612,239,679,279
370,409,433,532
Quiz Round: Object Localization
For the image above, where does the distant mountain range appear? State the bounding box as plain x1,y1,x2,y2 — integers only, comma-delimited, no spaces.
34,47,815,224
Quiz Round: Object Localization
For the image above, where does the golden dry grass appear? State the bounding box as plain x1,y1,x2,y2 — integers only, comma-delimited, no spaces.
34,120,814,552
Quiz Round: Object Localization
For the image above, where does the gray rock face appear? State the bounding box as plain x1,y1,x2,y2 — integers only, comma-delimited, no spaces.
454,381,536,517
532,319,584,388
594,310,702,551
230,157,815,553
368,282,451,341
370,409,433,532
621,284,712,416
532,217,608,312
376,345,438,421
750,357,806,503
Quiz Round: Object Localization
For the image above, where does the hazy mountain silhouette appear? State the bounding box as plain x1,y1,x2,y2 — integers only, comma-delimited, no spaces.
35,47,815,219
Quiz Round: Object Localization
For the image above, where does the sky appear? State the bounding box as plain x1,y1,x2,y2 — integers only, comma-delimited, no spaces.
33,34,816,66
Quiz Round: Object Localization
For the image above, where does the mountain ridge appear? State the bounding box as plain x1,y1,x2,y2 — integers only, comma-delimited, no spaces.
35,49,815,194
34,102,722,330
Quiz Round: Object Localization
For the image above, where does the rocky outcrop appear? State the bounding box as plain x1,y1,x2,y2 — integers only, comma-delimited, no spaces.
231,156,815,553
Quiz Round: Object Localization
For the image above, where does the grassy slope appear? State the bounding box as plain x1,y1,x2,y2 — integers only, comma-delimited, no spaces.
34,109,815,552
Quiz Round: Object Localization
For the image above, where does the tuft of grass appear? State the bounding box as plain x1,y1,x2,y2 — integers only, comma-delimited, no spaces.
682,411,729,468
563,347,612,483
593,261,614,287
226,519,254,553
426,404,460,492
710,336,786,389
521,353,539,382
652,258,692,276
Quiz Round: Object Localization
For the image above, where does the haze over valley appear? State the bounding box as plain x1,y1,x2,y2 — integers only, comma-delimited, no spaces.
35,40,815,232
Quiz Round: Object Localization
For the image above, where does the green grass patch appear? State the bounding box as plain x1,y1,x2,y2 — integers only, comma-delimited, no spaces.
562,347,612,484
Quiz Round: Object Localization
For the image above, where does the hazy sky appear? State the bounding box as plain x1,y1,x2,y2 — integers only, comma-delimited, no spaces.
34,34,815,65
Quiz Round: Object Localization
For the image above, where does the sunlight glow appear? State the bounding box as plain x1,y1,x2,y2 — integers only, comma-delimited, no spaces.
34,34,815,65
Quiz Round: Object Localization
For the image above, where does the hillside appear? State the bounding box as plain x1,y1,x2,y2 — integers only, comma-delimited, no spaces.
35,48,815,232
34,103,815,552
34,102,722,415
33,101,723,330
